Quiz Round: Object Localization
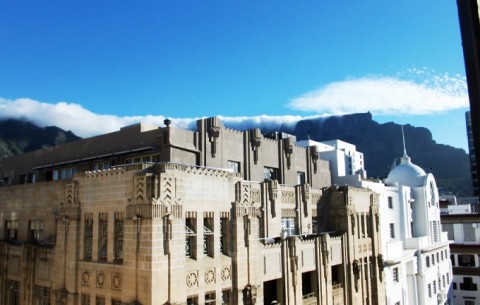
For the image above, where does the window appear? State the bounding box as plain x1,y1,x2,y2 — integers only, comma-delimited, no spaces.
98,216,108,261
388,196,393,209
460,277,478,291
84,217,93,261
443,223,454,240
451,254,456,266
427,283,432,298
114,218,124,263
186,218,197,258
29,220,44,242
426,256,430,268
227,161,240,173
112,299,122,305
220,218,229,255
393,267,399,283
442,275,446,288
204,217,214,257
35,285,51,305
297,171,306,184
95,296,105,305
282,217,296,237
436,253,439,264
5,220,18,242
187,295,198,305
389,223,395,239
93,162,110,171
430,182,435,205
205,291,216,304
458,254,475,267
463,223,476,242
263,167,278,181
433,281,436,294
465,300,475,305
432,221,438,242
431,254,435,265
453,282,457,290
312,216,318,234
221,289,231,305
7,280,19,305
81,294,90,305
54,167,77,180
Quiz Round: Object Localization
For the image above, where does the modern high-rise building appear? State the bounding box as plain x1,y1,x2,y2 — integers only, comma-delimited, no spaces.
0,117,387,305
466,111,479,196
457,0,480,200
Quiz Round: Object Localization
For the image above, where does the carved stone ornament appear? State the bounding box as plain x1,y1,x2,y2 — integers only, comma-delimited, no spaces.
207,117,221,157
221,266,231,281
96,271,105,288
250,128,262,164
82,271,90,286
310,145,320,173
283,137,294,169
186,271,198,287
112,273,122,290
205,269,215,284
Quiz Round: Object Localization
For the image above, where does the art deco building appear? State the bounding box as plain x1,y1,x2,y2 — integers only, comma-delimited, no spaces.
0,118,385,305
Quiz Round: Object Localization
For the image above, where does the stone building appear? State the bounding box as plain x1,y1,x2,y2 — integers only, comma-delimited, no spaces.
0,117,386,305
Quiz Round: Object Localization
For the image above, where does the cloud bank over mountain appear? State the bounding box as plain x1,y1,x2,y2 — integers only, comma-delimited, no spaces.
0,98,324,138
0,69,469,138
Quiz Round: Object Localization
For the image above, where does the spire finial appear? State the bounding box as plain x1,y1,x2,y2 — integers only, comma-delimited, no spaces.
400,125,411,163
402,125,407,157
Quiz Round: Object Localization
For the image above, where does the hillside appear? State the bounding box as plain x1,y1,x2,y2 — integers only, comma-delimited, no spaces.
0,119,80,159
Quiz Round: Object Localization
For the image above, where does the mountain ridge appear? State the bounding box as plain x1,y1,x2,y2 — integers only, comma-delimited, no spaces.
279,112,471,196
0,114,472,196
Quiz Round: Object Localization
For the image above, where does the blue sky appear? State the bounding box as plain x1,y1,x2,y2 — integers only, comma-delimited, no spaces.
0,1,470,151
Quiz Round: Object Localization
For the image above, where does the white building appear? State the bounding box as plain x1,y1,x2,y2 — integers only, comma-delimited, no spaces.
297,139,366,183
441,203,480,305
302,138,453,305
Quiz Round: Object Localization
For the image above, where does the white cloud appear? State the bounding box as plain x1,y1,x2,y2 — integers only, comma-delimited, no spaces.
288,70,468,115
0,97,322,137
0,98,172,137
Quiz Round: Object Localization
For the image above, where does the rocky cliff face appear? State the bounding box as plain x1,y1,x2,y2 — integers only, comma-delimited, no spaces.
287,112,472,196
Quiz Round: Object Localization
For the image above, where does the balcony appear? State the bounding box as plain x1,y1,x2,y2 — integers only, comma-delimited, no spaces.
302,292,317,305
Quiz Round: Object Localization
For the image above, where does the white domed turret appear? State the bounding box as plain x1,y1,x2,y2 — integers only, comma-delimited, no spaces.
384,154,427,187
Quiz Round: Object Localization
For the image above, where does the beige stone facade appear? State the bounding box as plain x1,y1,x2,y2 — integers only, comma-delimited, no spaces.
0,118,385,305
